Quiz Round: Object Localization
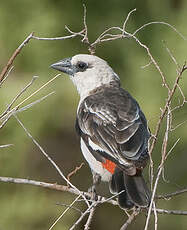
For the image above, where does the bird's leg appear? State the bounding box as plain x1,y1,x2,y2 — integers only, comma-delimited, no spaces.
88,171,101,201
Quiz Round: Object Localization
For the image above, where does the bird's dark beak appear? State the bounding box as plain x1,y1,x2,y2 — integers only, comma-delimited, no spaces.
50,57,74,75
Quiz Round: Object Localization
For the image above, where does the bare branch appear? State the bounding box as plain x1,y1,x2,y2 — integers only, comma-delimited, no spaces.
67,163,85,186
49,195,82,230
163,41,180,69
122,8,137,34
133,21,186,40
15,91,55,113
128,33,170,91
155,208,187,216
0,112,13,129
32,30,85,41
145,107,171,230
120,208,140,230
141,61,153,69
0,144,13,148
0,74,61,122
0,76,38,118
157,188,187,200
0,32,34,84
153,202,158,230
144,166,162,230
56,202,83,214
82,4,89,45
0,66,14,87
13,115,90,207
69,203,97,230
0,176,118,206
84,205,96,230
149,63,187,156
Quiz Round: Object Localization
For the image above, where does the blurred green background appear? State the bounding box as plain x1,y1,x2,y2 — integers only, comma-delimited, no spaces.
0,0,187,229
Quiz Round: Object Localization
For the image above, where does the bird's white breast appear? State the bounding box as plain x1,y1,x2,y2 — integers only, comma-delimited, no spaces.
80,138,112,182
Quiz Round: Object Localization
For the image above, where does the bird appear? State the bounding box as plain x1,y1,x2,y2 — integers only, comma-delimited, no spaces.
51,54,151,209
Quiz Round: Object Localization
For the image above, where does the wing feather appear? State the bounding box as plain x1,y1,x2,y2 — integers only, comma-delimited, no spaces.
77,86,150,174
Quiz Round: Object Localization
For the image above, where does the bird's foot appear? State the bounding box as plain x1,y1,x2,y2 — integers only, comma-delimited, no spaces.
88,184,98,201
88,172,101,201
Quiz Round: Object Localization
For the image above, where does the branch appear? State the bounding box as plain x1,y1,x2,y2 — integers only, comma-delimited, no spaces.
157,188,187,200
69,203,97,230
67,163,85,186
0,66,14,87
0,22,85,85
84,205,96,230
49,195,82,230
0,144,13,148
0,176,187,217
133,21,186,40
14,115,90,207
155,208,187,216
144,106,172,230
149,63,187,155
0,74,61,122
0,76,38,118
0,176,118,206
32,30,85,41
120,209,140,230
0,33,34,84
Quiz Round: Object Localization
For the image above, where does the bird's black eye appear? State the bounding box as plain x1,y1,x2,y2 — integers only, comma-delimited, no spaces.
76,61,88,72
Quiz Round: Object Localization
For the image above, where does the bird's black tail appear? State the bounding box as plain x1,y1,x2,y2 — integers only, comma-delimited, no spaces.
110,168,150,209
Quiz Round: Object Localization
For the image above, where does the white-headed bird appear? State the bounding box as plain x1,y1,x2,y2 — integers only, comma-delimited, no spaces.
51,54,150,209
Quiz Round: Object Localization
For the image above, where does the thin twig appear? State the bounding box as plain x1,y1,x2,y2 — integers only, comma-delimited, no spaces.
15,91,55,113
0,76,38,118
84,205,96,230
49,195,81,230
0,144,13,148
0,176,118,206
122,8,137,34
82,4,89,44
120,209,140,230
0,74,61,121
133,21,186,40
163,41,180,69
145,165,163,230
141,61,153,69
0,66,14,87
0,32,34,84
145,108,171,230
157,188,187,200
56,202,83,214
69,203,97,230
155,208,187,215
0,176,187,217
67,163,85,186
32,31,85,41
0,112,13,129
149,63,187,156
14,115,90,207
153,202,158,230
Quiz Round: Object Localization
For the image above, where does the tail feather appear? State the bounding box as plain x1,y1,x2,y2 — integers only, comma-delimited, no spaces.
110,168,150,209
109,169,134,209
123,170,151,207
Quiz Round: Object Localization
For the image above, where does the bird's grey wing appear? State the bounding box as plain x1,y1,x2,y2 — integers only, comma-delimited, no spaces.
77,87,150,172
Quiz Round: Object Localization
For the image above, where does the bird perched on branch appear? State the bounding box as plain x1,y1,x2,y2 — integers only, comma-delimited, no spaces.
51,54,150,209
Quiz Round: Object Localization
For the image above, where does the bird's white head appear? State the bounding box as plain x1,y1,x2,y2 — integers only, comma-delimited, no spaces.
51,54,120,100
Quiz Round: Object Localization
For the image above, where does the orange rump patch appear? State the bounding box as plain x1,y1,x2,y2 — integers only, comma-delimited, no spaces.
102,159,116,174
